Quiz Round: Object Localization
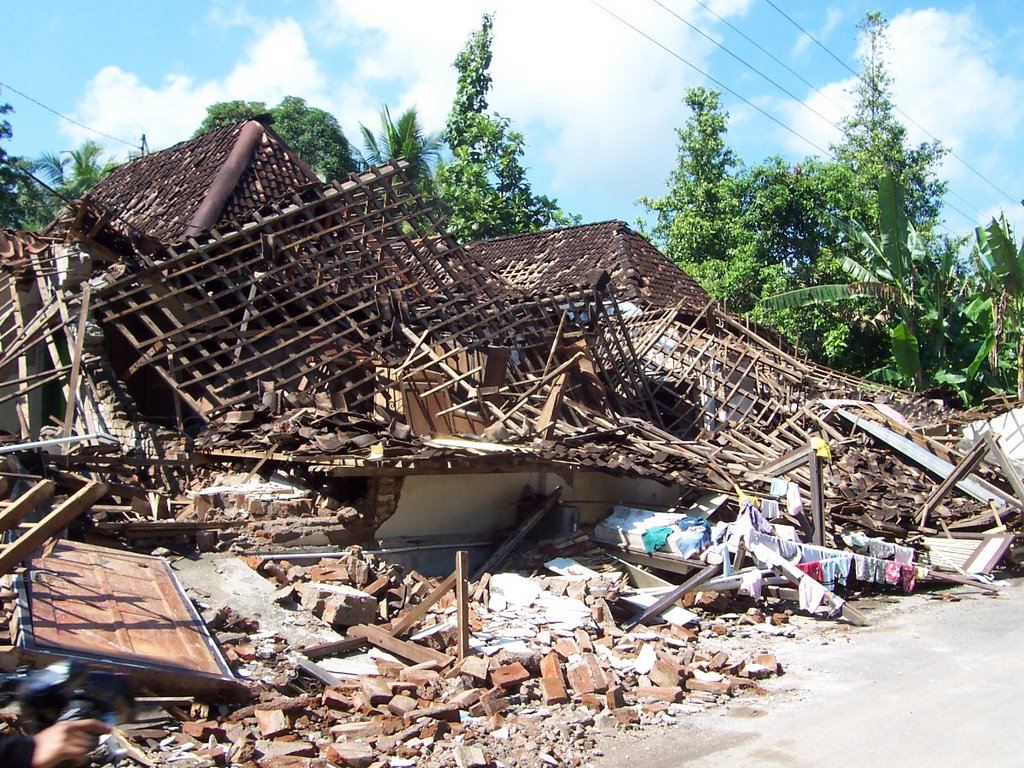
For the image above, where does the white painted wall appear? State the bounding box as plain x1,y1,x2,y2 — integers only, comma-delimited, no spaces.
375,469,681,538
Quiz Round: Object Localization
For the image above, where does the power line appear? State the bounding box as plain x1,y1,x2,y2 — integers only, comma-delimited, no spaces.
587,0,834,159
689,0,851,119
761,0,1018,208
589,1,978,235
640,0,986,228
0,80,141,151
650,0,839,135
668,0,986,223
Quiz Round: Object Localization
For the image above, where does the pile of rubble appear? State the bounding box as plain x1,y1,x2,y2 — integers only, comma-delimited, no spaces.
123,545,788,768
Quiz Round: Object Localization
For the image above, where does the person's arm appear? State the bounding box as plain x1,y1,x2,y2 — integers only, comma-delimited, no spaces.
30,719,110,768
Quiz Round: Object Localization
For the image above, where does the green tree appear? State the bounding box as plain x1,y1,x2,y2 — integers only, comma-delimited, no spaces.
435,14,574,242
194,97,357,182
192,100,271,135
358,105,442,192
974,214,1024,399
638,87,743,266
34,140,118,201
760,173,981,396
0,91,24,228
832,12,948,230
271,96,357,181
738,157,888,372
16,140,119,227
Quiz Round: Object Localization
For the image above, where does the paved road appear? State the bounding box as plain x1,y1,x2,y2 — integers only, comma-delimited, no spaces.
595,579,1023,767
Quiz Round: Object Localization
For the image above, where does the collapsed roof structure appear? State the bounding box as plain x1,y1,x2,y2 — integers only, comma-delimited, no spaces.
0,119,1020,557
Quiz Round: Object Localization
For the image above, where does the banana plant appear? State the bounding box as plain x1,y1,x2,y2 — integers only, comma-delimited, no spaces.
974,213,1024,399
760,171,926,388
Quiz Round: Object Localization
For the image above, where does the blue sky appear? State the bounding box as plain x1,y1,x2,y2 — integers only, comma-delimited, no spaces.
4,1,1023,240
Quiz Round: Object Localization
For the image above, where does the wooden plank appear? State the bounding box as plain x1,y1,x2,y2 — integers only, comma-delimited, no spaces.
532,373,568,438
917,436,989,528
0,481,108,576
346,624,452,667
389,571,458,638
0,480,55,534
300,637,365,661
455,550,470,662
623,562,720,630
472,488,562,580
62,284,91,440
982,432,1024,506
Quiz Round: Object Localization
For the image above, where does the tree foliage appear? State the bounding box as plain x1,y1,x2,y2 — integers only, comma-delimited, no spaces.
639,87,743,266
435,14,574,242
194,96,357,182
639,12,962,385
0,91,24,229
832,12,948,230
358,106,442,192
14,140,119,228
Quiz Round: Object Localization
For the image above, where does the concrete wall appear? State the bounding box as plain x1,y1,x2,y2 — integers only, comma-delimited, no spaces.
375,469,680,539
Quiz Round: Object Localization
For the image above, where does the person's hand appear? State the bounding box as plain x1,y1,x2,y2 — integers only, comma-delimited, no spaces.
30,719,110,768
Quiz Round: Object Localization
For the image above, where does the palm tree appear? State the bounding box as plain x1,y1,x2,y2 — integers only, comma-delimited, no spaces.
33,140,118,202
358,106,442,188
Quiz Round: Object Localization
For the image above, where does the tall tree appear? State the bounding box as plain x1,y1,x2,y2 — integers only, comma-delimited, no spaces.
33,140,118,201
192,100,270,135
760,172,982,395
435,14,573,242
832,12,947,230
0,90,23,228
358,106,442,191
14,140,120,227
638,87,743,266
194,97,358,182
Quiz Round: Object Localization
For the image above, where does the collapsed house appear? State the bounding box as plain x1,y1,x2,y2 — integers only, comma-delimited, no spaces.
0,120,1020,765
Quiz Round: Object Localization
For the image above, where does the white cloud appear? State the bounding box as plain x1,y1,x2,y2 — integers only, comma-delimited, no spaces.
885,10,1024,163
775,8,1024,175
64,18,328,157
321,0,745,209
60,0,757,218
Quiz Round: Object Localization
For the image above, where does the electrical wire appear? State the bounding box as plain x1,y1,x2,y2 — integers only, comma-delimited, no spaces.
589,0,977,233
664,0,986,223
587,0,834,158
0,80,141,151
762,0,1018,207
650,0,838,134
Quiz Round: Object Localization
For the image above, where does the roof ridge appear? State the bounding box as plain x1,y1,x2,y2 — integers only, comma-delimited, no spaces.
468,218,629,247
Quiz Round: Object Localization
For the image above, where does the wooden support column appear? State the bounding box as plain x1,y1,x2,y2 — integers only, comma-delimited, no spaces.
808,447,825,546
917,436,990,528
455,550,470,662
62,284,91,440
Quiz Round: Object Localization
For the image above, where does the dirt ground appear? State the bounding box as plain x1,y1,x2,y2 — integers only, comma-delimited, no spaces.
593,578,1023,767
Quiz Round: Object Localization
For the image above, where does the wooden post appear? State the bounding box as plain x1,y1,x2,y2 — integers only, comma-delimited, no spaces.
623,561,720,630
455,550,470,662
917,436,989,528
808,447,825,546
62,283,91,441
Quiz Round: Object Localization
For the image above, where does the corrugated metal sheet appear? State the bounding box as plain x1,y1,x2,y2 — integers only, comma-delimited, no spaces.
15,540,246,701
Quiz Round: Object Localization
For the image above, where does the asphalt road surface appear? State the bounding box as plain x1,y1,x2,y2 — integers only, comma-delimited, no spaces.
595,578,1022,767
